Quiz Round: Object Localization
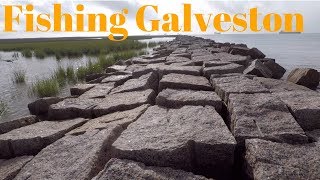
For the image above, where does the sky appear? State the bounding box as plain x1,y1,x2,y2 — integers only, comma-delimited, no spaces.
0,0,319,39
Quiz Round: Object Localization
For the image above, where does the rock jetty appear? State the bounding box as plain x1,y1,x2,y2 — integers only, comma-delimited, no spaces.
1,35,320,180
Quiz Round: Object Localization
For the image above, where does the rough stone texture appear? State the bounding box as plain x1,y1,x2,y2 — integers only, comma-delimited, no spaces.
0,118,86,158
165,56,191,65
211,76,270,102
287,68,320,89
169,52,192,59
70,84,96,96
0,115,38,134
212,52,251,66
274,91,320,131
203,63,245,78
248,48,266,59
85,73,106,82
132,57,166,65
48,98,103,120
111,105,236,179
159,73,213,91
105,65,127,73
228,93,308,145
159,65,202,77
28,97,64,115
263,60,286,79
253,77,311,93
156,89,222,113
0,156,33,180
110,72,158,94
68,104,149,135
192,54,219,62
14,126,124,180
93,158,210,180
79,83,115,99
101,74,132,86
245,139,320,180
203,61,231,67
93,89,156,117
230,46,250,56
243,60,273,78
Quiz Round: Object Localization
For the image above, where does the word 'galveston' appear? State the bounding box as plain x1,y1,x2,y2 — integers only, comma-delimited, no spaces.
2,4,303,41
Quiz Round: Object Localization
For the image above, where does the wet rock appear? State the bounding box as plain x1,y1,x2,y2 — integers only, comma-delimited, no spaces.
159,65,202,77
248,47,266,59
212,52,251,66
287,68,320,89
111,105,236,179
228,93,308,145
263,61,286,79
68,105,149,135
245,139,320,180
105,65,127,73
28,97,64,115
70,84,96,96
48,98,102,120
243,60,273,78
203,63,245,78
0,156,33,180
253,77,311,93
101,74,132,86
93,89,156,117
93,158,210,180
274,91,320,131
156,89,222,112
159,73,213,91
110,72,158,94
0,118,86,158
0,115,38,134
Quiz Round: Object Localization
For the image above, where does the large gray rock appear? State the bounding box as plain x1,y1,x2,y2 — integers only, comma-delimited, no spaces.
263,60,286,79
203,61,231,68
245,139,320,180
110,72,158,94
105,65,127,73
70,84,96,96
48,98,102,120
203,63,245,78
211,76,269,102
28,97,64,115
287,68,320,89
93,158,210,180
165,56,191,65
159,73,213,91
243,60,273,78
156,89,222,113
228,93,308,145
101,74,132,86
79,83,115,99
68,104,149,135
192,54,218,62
14,126,123,180
275,91,320,131
132,57,166,65
230,46,250,56
111,105,236,179
159,65,202,77
172,47,188,54
0,156,33,180
212,52,251,66
248,47,266,59
0,115,38,134
93,89,156,117
0,118,86,158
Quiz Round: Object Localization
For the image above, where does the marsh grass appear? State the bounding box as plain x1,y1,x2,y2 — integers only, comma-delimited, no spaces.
31,78,60,98
148,42,159,48
0,101,8,117
13,69,26,83
22,49,32,58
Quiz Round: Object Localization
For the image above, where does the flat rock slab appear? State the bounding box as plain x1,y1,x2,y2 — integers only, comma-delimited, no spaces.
228,93,308,145
70,84,96,96
68,105,150,135
15,127,123,180
203,61,231,67
79,83,115,99
159,65,202,77
110,72,158,94
93,158,210,180
48,98,103,120
212,52,251,66
274,91,320,131
0,115,38,134
192,54,219,62
28,97,64,115
106,65,127,73
156,89,222,112
0,156,33,180
165,56,191,65
159,73,213,91
101,74,132,86
245,139,320,180
211,76,270,102
203,63,245,78
0,118,86,158
111,105,236,179
93,89,156,117
254,77,312,93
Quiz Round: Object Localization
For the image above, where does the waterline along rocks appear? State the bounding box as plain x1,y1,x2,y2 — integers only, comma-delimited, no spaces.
1,35,320,180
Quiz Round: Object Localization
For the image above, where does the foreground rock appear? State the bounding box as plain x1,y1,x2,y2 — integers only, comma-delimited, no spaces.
212,52,251,66
0,156,33,180
253,77,311,93
0,115,38,134
93,158,210,180
159,65,202,77
79,83,115,99
263,60,286,79
243,60,273,78
156,89,222,113
111,105,236,179
101,74,132,86
159,73,213,91
287,68,320,89
0,118,86,158
203,63,245,78
28,97,64,115
245,139,320,179
93,89,156,117
70,84,96,96
228,93,308,145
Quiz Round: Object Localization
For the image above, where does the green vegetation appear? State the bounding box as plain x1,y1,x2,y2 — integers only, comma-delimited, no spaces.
0,101,8,117
22,49,32,58
13,69,26,83
31,78,60,98
148,42,159,48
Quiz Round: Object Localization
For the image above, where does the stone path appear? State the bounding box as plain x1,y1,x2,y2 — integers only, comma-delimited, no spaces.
1,35,320,180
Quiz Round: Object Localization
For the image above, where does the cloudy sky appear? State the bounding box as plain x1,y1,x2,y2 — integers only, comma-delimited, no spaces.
0,0,319,39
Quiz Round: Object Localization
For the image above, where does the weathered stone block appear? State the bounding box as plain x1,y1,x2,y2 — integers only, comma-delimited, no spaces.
203,63,245,78
287,68,320,89
70,84,96,96
212,52,251,65
0,156,33,180
0,115,38,134
105,65,127,73
28,97,64,115
254,77,311,93
101,74,132,86
243,60,273,78
78,83,115,99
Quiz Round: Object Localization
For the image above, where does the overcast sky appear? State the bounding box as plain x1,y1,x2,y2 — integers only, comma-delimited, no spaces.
0,0,319,38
